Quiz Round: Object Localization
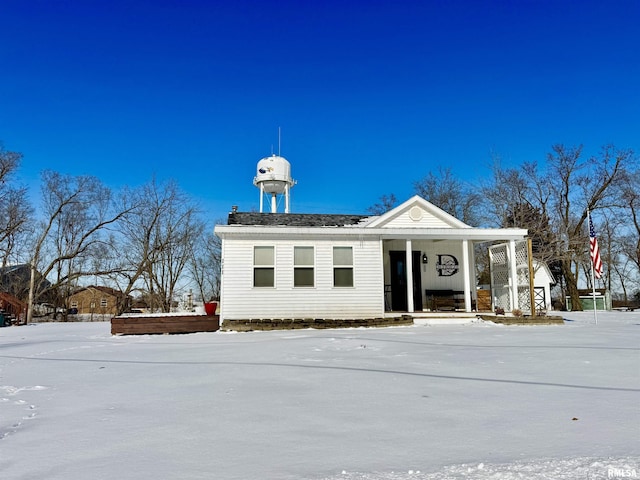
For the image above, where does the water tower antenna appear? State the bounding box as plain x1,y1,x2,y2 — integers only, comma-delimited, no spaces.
278,126,281,156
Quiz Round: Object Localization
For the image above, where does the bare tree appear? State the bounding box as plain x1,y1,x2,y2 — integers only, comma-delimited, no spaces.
549,145,633,309
611,165,640,301
413,167,481,225
108,182,162,313
478,145,637,309
187,223,222,303
26,172,128,322
147,196,203,312
479,159,532,227
482,160,560,270
619,167,640,271
111,179,202,314
367,194,398,215
0,145,32,270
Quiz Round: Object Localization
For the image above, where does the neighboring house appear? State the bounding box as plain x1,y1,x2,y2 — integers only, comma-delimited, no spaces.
0,264,51,299
68,286,127,316
130,298,151,313
215,196,529,325
0,292,28,323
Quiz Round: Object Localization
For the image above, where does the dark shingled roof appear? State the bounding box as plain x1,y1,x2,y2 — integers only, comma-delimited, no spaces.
228,212,371,227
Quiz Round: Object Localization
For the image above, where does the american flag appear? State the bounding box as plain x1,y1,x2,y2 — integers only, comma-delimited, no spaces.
589,213,603,279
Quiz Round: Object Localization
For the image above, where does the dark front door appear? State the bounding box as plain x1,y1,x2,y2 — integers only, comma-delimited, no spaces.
389,251,423,311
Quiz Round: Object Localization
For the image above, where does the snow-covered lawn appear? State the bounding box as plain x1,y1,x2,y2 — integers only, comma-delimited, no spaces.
1,312,638,480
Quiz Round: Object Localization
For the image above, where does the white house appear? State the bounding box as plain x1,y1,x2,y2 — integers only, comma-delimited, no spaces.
214,196,530,326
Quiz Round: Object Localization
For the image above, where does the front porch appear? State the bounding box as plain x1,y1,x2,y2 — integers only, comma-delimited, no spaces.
381,236,527,316
382,237,477,314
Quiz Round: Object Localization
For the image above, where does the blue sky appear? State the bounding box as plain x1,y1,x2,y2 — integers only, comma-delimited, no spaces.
1,0,638,222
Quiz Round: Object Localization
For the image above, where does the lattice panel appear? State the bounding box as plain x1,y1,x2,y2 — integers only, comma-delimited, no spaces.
515,240,529,268
494,287,512,311
492,247,508,266
490,244,511,311
517,269,529,285
518,286,531,313
492,269,508,283
515,240,531,314
490,240,532,314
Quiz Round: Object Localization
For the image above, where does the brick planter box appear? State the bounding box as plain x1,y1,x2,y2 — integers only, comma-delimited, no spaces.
478,314,564,325
221,316,413,332
111,314,220,335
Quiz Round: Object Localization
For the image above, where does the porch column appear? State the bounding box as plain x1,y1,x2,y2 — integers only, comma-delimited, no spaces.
462,240,472,312
406,239,414,313
470,240,477,310
508,239,519,311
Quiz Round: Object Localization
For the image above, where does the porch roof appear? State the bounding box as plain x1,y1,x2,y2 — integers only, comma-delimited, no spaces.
215,223,527,242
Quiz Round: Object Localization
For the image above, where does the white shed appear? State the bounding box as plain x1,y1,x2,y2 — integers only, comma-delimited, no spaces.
532,260,556,313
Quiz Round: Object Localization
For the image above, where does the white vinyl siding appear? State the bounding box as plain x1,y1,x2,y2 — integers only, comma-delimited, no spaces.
220,237,383,320
383,210,454,229
294,246,314,287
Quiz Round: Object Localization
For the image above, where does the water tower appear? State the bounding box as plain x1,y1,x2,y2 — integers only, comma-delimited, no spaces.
253,154,295,213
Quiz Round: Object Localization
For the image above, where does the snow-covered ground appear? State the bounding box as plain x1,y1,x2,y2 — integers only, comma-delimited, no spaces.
1,311,638,480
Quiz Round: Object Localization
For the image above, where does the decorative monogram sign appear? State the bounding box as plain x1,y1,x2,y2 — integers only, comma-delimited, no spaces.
436,254,459,276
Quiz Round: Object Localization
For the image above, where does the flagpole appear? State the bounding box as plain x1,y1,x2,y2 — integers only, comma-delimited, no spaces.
590,251,598,325
588,210,598,325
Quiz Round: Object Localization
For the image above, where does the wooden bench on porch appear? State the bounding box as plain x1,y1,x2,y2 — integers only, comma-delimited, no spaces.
425,289,465,311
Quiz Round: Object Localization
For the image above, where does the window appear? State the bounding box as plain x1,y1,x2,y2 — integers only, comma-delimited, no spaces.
254,246,275,287
294,246,314,287
101,298,108,308
333,246,353,287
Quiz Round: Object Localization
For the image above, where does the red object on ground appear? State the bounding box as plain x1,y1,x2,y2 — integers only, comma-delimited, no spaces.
204,302,217,316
